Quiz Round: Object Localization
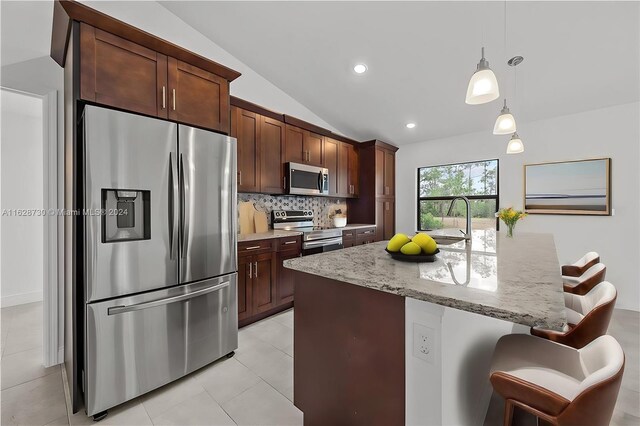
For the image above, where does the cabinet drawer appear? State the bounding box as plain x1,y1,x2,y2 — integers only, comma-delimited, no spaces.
342,230,356,239
277,236,302,252
238,239,274,256
356,235,376,245
356,227,376,236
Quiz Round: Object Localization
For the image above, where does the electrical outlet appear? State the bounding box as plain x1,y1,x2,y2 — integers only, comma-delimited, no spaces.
413,322,436,364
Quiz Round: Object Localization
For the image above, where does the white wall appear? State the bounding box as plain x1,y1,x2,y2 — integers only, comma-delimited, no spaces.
82,1,339,133
0,90,45,307
396,102,640,312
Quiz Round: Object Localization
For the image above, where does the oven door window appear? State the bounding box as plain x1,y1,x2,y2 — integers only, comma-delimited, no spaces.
291,169,321,193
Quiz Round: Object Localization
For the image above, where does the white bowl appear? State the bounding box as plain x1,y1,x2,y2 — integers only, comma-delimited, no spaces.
333,217,347,228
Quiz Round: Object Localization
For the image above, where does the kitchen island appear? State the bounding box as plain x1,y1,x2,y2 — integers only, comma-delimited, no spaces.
284,230,566,425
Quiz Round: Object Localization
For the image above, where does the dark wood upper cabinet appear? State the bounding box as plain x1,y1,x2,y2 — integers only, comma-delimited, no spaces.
337,142,350,197
323,138,340,196
75,17,235,133
347,140,398,242
260,116,286,194
167,58,230,133
285,125,324,166
305,131,324,166
384,150,395,196
231,106,260,193
285,125,305,164
347,143,359,196
80,24,168,119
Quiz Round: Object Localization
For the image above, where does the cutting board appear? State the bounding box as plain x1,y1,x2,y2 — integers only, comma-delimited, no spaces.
238,201,256,234
254,211,269,233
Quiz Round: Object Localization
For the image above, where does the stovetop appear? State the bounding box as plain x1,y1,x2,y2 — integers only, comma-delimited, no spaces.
271,210,342,241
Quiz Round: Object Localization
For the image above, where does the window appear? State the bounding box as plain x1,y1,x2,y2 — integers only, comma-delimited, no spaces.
417,159,499,231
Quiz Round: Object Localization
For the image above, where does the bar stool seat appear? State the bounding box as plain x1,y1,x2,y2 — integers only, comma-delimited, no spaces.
563,262,606,295
532,281,617,348
490,334,624,426
561,252,600,277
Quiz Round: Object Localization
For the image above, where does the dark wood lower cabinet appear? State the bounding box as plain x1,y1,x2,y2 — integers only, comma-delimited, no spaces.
294,271,405,425
238,236,301,327
277,249,302,305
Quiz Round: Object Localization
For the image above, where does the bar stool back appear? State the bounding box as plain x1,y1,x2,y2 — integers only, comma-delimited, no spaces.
561,252,599,277
531,281,617,348
563,262,606,295
490,334,625,426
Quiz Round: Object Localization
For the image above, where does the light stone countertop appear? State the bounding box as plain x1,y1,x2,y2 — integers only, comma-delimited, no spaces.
284,230,567,330
237,230,302,242
339,224,376,231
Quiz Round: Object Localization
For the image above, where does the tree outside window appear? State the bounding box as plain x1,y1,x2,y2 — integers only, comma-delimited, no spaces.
417,160,499,231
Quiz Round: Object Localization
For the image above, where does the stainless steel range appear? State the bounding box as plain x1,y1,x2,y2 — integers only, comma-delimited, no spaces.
272,210,343,255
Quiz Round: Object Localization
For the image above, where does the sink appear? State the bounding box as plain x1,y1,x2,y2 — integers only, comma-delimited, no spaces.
432,236,466,246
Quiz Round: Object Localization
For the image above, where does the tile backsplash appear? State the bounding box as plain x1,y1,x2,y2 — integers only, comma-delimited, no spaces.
238,193,347,228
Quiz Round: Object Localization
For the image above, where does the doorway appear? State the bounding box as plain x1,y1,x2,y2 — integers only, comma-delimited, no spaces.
1,87,59,368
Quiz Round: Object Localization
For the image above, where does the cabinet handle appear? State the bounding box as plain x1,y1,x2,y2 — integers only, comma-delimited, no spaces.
244,246,261,250
284,240,296,245
238,171,242,185
344,233,353,237
254,261,258,279
249,262,253,279
162,86,166,109
283,176,286,189
172,89,176,111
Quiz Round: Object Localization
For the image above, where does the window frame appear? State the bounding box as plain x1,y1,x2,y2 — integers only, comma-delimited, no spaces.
416,159,500,231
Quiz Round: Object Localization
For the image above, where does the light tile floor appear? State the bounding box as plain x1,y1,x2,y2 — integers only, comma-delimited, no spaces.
1,303,301,426
1,302,637,426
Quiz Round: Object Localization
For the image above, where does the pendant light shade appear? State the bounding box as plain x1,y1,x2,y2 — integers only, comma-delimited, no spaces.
465,47,500,105
493,99,517,134
506,133,524,154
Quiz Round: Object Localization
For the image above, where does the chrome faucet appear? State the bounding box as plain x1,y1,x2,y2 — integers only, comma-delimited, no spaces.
446,196,472,240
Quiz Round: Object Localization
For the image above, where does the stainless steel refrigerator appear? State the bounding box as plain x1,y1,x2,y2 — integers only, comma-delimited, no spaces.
82,105,237,416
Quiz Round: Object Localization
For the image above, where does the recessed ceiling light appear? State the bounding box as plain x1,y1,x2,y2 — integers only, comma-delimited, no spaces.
406,123,416,129
353,64,367,74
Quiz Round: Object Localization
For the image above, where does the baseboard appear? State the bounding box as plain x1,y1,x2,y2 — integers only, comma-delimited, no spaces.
1,290,43,308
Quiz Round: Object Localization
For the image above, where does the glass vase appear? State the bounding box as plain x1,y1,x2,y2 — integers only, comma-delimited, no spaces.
506,223,515,238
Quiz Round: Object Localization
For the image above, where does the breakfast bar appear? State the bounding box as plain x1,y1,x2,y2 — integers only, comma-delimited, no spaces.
284,230,567,425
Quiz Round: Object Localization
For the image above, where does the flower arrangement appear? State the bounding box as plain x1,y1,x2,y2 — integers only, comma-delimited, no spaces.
496,207,527,237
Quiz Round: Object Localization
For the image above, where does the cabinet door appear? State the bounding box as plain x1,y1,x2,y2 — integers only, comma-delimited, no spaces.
383,200,395,240
238,256,253,321
252,252,277,314
304,131,324,166
337,142,350,197
80,24,167,119
384,150,395,196
375,148,385,197
348,144,359,196
285,125,305,164
168,57,230,133
277,250,300,305
231,107,261,193
323,138,339,196
261,117,286,194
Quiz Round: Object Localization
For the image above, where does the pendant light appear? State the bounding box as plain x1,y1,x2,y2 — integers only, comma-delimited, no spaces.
493,99,516,134
506,132,524,154
465,47,500,105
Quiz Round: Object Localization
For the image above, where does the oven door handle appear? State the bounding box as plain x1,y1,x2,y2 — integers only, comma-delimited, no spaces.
318,171,323,192
303,236,343,249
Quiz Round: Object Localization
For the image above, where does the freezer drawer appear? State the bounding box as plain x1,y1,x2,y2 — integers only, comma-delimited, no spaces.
85,274,238,416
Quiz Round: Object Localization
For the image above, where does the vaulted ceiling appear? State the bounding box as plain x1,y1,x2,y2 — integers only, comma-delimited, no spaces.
2,1,638,145
161,1,639,144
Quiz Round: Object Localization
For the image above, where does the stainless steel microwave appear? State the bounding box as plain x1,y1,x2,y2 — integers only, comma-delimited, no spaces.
286,162,329,196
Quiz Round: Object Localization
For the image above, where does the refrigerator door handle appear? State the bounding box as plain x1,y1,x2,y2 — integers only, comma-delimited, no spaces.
169,153,179,259
107,281,230,315
179,154,190,259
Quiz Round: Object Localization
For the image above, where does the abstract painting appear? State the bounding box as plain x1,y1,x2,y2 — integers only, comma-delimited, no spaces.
524,158,611,215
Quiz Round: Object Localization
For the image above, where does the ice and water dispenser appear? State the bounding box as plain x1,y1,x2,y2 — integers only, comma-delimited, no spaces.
101,189,150,242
